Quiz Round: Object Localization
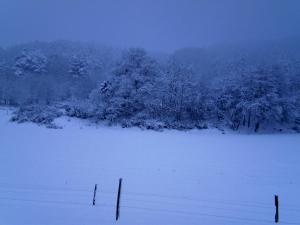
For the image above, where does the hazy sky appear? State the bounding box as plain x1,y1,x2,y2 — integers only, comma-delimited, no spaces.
0,0,300,52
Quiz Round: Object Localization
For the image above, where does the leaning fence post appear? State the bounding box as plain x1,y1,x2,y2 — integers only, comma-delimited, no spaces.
275,195,279,223
92,184,97,206
116,178,122,221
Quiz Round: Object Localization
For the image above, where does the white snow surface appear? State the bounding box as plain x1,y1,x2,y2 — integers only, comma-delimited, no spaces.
0,108,300,225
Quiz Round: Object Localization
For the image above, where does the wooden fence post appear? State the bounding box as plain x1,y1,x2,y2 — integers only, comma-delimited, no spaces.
275,195,279,223
116,178,122,221
93,184,97,206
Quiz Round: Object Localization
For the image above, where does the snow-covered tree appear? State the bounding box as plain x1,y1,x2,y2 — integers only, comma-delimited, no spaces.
216,66,288,131
161,59,196,121
69,55,89,78
14,50,47,76
98,48,160,121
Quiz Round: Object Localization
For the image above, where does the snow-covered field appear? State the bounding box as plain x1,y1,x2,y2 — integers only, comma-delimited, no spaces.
0,108,300,225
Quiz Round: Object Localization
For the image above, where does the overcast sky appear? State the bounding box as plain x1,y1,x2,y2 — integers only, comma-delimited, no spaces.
0,0,300,52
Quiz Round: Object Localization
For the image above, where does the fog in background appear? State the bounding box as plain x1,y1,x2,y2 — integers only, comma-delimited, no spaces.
1,0,300,52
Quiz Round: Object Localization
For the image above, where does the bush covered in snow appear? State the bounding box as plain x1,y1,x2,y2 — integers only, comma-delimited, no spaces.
10,105,63,128
64,101,97,119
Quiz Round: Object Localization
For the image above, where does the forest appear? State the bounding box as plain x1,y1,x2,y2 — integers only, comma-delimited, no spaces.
0,39,300,132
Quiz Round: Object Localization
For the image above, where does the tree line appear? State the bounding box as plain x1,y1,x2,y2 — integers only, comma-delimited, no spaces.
0,40,300,132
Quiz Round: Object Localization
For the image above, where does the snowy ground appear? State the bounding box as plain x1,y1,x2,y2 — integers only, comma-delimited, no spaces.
0,107,300,225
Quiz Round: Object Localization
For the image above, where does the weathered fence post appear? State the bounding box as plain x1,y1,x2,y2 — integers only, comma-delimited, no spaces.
275,195,279,223
92,184,97,206
116,178,122,221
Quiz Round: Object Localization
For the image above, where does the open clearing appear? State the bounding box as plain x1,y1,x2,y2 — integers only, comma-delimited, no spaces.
0,108,299,225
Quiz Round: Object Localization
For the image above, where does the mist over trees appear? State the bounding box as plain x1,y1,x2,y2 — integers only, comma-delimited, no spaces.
0,39,300,132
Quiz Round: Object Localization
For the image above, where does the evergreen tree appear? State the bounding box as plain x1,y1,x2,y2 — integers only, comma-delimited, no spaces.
69,55,88,78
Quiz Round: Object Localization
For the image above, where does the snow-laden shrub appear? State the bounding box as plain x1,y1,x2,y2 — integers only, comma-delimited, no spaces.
64,101,96,119
163,119,208,130
10,105,62,128
120,118,166,131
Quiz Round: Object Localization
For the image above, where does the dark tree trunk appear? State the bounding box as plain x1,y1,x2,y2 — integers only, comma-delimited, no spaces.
235,120,240,130
255,122,260,132
247,112,251,128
